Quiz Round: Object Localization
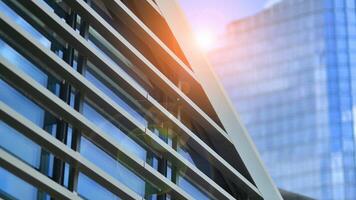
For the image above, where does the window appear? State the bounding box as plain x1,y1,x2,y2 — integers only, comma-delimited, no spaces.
82,102,147,160
79,137,158,198
0,122,41,168
0,1,51,49
177,173,210,200
85,67,148,127
77,172,120,200
0,167,50,200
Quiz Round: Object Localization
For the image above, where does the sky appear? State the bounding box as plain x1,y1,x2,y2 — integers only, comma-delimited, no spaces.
178,0,280,50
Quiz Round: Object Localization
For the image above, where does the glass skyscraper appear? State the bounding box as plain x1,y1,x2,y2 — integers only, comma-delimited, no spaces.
210,0,356,199
0,0,282,200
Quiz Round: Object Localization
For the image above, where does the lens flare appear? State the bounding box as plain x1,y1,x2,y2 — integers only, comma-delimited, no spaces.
194,30,215,51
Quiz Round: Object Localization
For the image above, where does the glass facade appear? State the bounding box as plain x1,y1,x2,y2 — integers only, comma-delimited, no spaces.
210,0,356,199
0,0,263,200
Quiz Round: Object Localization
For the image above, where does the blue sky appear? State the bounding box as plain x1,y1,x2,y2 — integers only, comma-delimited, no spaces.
179,0,273,36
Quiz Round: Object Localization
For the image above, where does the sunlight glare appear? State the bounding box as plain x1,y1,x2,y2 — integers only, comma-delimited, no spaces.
194,30,215,51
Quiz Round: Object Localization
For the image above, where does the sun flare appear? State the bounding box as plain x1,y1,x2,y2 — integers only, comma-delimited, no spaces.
194,30,215,51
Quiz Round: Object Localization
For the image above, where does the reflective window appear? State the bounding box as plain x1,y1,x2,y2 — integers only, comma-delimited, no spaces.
85,67,148,127
178,174,210,200
0,1,51,49
0,40,48,87
0,80,45,128
85,63,172,147
0,122,41,168
82,102,147,160
210,1,356,199
80,137,157,197
87,26,151,93
177,143,195,165
0,78,58,178
77,172,120,200
0,167,45,200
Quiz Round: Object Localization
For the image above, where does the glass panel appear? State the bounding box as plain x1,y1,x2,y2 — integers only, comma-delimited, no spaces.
80,137,157,197
77,172,120,200
85,63,171,146
0,3,63,97
0,39,48,87
0,167,38,200
85,67,148,127
177,174,210,200
177,144,196,165
0,37,62,101
82,101,147,160
0,121,41,168
87,26,151,93
0,79,45,127
1,0,66,58
0,80,59,178
0,1,51,49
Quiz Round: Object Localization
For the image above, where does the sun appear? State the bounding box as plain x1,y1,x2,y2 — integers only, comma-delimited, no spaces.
194,30,215,51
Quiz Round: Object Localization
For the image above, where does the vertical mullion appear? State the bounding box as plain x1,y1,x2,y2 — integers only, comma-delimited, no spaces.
157,152,167,200
52,11,77,188
157,95,170,200
171,81,183,186
67,1,91,192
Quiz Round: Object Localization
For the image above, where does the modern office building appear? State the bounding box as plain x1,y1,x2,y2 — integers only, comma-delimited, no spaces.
210,0,356,199
0,0,282,200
